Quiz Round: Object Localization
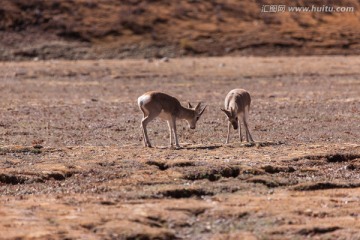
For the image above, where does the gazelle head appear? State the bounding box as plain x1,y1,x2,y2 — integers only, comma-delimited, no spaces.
221,108,238,130
187,102,207,129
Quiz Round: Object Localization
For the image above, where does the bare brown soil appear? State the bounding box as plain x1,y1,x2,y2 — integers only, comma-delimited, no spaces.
0,56,360,239
1,0,360,60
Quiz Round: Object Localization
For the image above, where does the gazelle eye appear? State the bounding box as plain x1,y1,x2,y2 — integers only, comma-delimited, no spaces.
196,117,199,120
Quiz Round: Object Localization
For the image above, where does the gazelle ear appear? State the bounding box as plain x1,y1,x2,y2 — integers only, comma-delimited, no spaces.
199,105,207,115
195,102,201,110
188,102,193,108
220,108,230,117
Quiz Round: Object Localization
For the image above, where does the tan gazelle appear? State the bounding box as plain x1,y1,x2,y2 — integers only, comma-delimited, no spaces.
221,89,254,144
138,91,206,148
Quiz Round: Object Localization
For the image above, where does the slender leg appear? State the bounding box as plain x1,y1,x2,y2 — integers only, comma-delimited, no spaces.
243,116,249,142
238,119,243,142
243,111,254,142
167,121,173,146
171,117,180,148
226,121,231,144
141,117,151,147
140,121,146,146
141,113,158,147
141,126,147,146
244,123,253,142
246,122,254,142
139,111,148,147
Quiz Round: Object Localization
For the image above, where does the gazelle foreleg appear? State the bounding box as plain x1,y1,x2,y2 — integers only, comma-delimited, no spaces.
167,121,173,146
243,111,253,142
243,116,249,142
170,117,180,148
238,116,243,142
226,121,231,144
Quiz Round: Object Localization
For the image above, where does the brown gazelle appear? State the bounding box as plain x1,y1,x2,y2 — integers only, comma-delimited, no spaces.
138,91,206,148
221,89,254,144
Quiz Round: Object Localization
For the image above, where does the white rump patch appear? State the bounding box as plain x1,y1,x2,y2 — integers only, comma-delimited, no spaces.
137,94,151,106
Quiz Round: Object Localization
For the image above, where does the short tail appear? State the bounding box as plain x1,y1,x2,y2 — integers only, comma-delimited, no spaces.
137,97,143,108
138,94,151,115
137,97,145,115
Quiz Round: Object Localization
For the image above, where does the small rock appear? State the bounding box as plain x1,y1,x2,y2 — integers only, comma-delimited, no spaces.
160,57,169,62
33,144,43,149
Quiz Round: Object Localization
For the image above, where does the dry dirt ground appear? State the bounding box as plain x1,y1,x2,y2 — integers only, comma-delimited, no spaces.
0,56,360,239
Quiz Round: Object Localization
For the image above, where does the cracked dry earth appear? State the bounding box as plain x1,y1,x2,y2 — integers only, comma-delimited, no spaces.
0,56,360,239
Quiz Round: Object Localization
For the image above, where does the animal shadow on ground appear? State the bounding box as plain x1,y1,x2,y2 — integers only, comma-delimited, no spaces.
153,141,283,150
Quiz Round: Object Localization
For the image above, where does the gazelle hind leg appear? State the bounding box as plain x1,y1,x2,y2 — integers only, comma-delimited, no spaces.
140,110,158,147
140,116,146,146
139,108,149,147
141,116,151,147
142,127,147,146
243,107,254,142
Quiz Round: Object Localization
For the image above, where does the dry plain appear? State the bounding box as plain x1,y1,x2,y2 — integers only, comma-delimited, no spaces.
0,56,360,239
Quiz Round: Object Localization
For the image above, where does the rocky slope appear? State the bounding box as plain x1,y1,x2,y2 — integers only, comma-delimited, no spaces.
0,0,360,60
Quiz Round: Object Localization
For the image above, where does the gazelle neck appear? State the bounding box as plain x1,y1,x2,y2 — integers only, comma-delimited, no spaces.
178,106,195,121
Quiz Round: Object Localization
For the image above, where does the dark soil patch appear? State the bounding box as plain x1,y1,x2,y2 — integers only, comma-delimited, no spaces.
0,171,73,185
326,154,360,163
42,172,70,181
146,161,168,171
183,166,240,181
246,176,290,188
0,146,42,155
262,165,296,174
160,188,213,199
297,226,341,236
0,174,28,185
293,182,360,191
170,161,195,168
256,141,285,147
185,145,222,150
146,160,196,171
291,153,360,163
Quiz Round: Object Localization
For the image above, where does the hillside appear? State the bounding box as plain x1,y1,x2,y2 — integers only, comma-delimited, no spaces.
1,0,360,60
